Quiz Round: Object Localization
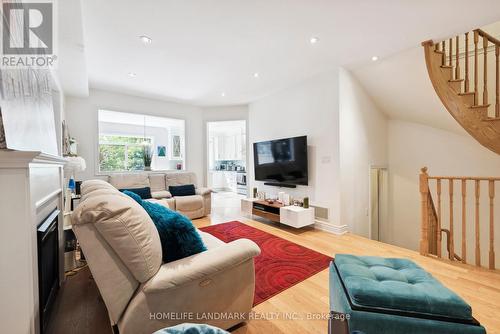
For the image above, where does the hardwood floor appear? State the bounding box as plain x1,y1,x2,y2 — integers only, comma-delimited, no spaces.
49,192,500,334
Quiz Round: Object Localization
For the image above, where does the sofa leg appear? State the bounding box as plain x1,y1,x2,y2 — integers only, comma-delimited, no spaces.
328,311,349,334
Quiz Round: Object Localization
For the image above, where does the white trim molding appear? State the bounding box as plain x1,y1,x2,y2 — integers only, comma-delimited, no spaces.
314,220,348,235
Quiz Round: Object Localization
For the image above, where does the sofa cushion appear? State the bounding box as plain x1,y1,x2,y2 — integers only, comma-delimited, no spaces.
175,194,204,212
169,184,196,197
151,190,172,199
72,182,162,283
124,191,207,263
146,198,176,210
334,254,472,321
119,186,152,199
165,171,197,187
109,173,150,189
149,174,166,192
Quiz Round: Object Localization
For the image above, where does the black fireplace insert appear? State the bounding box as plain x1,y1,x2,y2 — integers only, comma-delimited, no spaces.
37,209,60,334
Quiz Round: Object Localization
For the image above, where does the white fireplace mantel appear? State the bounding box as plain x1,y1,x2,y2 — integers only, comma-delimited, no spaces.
0,149,66,334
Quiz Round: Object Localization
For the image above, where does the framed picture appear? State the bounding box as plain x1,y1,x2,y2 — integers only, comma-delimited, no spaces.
157,145,166,157
171,135,182,159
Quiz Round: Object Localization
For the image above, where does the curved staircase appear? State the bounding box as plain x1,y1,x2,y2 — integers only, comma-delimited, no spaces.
422,29,500,154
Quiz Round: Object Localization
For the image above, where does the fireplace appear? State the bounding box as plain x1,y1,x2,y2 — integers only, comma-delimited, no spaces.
37,209,60,334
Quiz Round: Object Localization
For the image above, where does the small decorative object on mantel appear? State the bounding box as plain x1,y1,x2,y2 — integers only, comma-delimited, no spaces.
143,145,153,171
303,197,309,209
176,162,182,170
0,109,6,149
253,187,258,198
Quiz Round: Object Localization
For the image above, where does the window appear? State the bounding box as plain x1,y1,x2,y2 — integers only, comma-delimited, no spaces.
99,135,152,172
98,110,185,173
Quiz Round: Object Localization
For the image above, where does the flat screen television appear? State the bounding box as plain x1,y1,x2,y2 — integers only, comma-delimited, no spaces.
253,135,308,186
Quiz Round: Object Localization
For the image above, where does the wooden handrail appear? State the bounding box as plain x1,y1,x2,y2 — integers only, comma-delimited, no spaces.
420,167,497,270
476,29,500,46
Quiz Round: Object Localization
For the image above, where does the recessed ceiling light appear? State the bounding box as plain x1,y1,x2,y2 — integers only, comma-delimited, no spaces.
221,92,226,97
253,72,259,78
310,36,319,44
139,35,152,45
371,56,379,61
128,72,137,78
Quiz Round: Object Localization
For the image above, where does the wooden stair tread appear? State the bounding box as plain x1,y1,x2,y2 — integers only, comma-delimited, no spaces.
449,79,464,82
483,117,500,122
434,50,445,55
471,104,490,109
459,92,475,96
441,65,453,69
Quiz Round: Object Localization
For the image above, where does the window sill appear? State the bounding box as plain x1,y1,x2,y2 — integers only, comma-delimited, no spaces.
95,169,185,177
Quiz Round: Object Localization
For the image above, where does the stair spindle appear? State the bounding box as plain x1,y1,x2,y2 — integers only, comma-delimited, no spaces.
442,41,446,65
489,180,495,270
455,36,461,82
449,38,453,67
465,32,470,92
474,31,479,105
483,36,489,106
475,180,481,266
437,179,442,258
461,180,467,263
449,179,455,261
496,45,499,118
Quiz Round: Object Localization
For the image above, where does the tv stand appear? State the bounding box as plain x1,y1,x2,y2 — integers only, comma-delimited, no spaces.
263,182,297,188
241,198,315,228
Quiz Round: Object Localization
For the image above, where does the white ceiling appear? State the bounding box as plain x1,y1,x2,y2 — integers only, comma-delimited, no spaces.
62,0,500,106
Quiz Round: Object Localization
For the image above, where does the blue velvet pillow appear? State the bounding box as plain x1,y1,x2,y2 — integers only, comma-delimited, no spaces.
153,323,229,334
119,186,152,199
123,190,207,263
169,184,196,196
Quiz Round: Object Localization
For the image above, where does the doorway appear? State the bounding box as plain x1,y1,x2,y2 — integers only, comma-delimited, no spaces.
369,167,388,241
206,120,247,195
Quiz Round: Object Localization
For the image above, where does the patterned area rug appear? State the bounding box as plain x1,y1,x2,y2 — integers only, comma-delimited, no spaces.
199,221,333,306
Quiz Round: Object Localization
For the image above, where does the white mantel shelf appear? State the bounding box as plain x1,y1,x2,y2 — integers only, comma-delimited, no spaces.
0,149,66,168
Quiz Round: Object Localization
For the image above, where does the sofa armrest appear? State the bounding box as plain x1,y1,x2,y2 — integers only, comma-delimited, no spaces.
151,190,172,199
195,187,212,196
143,239,260,293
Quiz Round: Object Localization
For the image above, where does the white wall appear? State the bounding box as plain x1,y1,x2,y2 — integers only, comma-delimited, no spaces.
339,68,388,237
65,89,204,183
387,120,500,267
248,70,341,226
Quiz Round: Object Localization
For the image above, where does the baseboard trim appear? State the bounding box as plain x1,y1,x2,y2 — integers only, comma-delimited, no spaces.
314,220,348,235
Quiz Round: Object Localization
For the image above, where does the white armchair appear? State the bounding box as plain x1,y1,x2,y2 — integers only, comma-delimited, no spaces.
72,180,260,334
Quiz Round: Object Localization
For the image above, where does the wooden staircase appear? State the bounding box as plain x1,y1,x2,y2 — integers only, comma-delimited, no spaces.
422,29,500,154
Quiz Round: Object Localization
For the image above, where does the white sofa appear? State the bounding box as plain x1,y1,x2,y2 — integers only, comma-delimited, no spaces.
72,179,260,334
108,171,211,219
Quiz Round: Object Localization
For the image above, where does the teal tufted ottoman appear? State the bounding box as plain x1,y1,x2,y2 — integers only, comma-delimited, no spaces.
329,254,486,334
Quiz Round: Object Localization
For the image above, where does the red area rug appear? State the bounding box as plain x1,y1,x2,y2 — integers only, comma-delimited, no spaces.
199,221,333,306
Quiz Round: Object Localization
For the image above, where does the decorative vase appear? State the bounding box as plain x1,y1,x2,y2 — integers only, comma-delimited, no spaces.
303,197,309,208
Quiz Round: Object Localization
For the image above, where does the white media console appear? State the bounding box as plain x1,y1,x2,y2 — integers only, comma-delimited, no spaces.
241,197,315,228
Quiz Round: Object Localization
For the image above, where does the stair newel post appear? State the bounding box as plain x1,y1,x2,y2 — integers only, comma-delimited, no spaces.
475,180,481,267
489,180,495,270
461,180,467,264
496,44,499,118
449,179,455,261
437,179,442,258
449,38,453,67
483,36,489,106
465,32,470,92
455,36,461,82
442,41,446,65
474,30,479,105
420,167,430,256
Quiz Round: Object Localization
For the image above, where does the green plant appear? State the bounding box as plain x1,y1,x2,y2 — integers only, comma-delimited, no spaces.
142,145,153,168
